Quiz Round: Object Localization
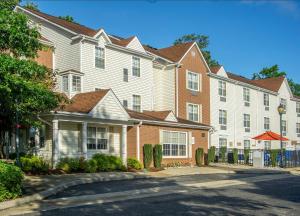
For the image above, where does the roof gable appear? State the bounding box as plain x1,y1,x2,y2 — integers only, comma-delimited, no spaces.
165,111,178,122
126,37,146,53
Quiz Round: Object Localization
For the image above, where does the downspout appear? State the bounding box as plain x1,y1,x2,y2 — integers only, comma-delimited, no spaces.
136,121,143,161
175,65,179,117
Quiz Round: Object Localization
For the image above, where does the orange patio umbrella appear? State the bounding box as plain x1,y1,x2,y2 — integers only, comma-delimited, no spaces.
252,131,289,141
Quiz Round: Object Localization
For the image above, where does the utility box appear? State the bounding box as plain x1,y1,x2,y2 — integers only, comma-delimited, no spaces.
253,150,264,168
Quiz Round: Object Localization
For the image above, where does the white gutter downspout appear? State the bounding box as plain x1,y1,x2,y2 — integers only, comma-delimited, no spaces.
136,121,143,161
175,66,179,117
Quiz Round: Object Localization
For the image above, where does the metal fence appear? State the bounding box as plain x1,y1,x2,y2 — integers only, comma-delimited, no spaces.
214,148,253,166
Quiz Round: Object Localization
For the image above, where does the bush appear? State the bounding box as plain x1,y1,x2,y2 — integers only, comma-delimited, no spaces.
56,157,81,173
20,156,50,174
84,159,97,173
270,150,279,167
153,144,162,168
92,154,123,171
195,148,204,166
0,161,24,202
220,147,227,163
143,144,153,169
208,146,216,163
127,158,143,170
244,149,250,164
233,148,238,164
9,152,26,160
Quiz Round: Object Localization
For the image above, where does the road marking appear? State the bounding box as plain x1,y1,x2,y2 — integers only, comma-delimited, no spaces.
2,174,296,216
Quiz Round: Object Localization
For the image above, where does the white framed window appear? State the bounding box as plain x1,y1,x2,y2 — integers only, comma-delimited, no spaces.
72,75,81,92
162,130,187,157
132,56,140,77
280,98,287,113
187,103,199,122
123,68,128,82
219,110,227,130
219,138,227,148
282,120,287,136
218,80,226,101
187,71,200,91
244,140,250,149
87,127,108,150
95,47,105,69
62,75,69,92
264,93,269,108
243,88,250,106
244,114,250,132
296,102,300,114
296,123,300,134
123,100,128,108
264,141,271,150
264,117,270,130
132,95,141,112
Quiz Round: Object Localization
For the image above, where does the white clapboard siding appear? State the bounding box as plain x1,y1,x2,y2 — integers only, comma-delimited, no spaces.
126,37,146,53
59,122,81,157
153,66,176,112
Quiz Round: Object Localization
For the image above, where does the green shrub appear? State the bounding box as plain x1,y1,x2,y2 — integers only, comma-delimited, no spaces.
127,158,143,170
143,144,153,169
195,148,204,166
20,156,50,174
0,161,24,202
84,159,98,173
220,146,227,163
270,150,279,167
244,149,250,164
233,148,238,164
92,154,123,171
208,146,216,163
153,144,162,168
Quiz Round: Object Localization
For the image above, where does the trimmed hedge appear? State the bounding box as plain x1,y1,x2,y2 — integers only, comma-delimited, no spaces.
84,159,97,173
244,149,250,164
20,156,50,174
233,148,238,164
56,157,81,173
127,158,143,170
208,146,216,163
220,147,227,163
195,148,204,166
153,144,162,168
270,150,279,167
143,144,153,169
92,154,124,171
0,161,24,202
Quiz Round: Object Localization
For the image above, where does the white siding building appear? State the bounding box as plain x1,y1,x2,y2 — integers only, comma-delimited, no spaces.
209,66,300,151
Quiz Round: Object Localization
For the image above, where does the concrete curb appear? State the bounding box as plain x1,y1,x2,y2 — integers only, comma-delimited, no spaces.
0,173,150,211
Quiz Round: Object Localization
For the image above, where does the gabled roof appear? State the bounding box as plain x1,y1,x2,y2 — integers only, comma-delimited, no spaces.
109,36,135,47
57,89,109,113
210,65,222,74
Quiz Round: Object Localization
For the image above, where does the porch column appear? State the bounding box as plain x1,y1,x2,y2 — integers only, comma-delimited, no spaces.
121,125,127,167
52,119,59,166
82,122,87,159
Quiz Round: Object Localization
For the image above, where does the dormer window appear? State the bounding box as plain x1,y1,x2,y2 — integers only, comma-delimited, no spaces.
59,69,83,96
72,75,81,92
95,47,105,69
62,75,69,92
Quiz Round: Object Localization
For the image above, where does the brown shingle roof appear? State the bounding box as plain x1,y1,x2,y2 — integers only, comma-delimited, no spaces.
25,8,98,37
57,90,109,113
210,66,222,74
108,36,135,47
227,72,255,86
143,110,172,120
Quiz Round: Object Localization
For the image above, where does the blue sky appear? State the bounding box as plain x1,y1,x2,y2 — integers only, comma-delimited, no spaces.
27,0,300,83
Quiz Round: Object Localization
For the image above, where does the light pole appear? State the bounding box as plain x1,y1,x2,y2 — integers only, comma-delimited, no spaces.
277,104,285,168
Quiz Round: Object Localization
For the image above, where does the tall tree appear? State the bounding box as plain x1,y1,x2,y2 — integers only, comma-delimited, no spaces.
58,15,77,23
23,1,39,11
252,64,300,96
174,33,219,67
0,0,62,158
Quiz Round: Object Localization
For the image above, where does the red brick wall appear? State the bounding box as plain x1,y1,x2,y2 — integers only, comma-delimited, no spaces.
35,48,53,69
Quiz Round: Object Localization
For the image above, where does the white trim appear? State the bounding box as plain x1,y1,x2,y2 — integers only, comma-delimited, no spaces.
131,56,141,77
186,103,200,123
94,46,106,70
132,94,142,112
186,70,200,92
106,44,153,59
86,125,110,152
160,130,188,159
93,29,112,43
126,36,146,53
175,66,179,117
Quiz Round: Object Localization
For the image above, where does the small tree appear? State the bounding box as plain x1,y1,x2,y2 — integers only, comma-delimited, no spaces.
220,147,227,163
244,149,250,164
270,150,279,167
153,144,162,168
143,144,153,169
208,146,216,163
195,148,204,166
233,148,238,164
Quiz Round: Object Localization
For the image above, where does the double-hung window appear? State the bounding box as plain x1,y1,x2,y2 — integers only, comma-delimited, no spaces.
87,127,108,150
123,68,128,82
296,102,300,116
264,117,270,131
187,103,199,122
62,75,69,92
218,80,226,101
72,75,81,92
243,88,250,107
296,123,300,135
244,114,250,132
162,131,187,157
132,95,141,112
280,98,287,113
219,138,227,148
244,140,250,149
187,71,200,91
95,47,105,69
264,93,269,110
219,110,227,130
123,100,128,108
132,56,140,77
282,120,287,136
